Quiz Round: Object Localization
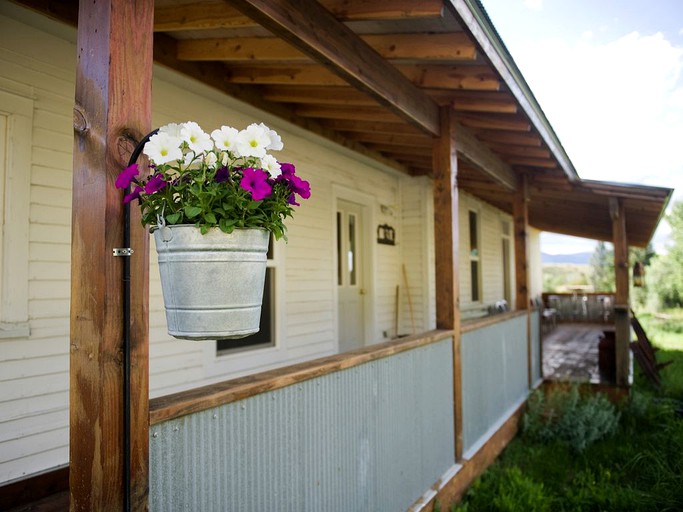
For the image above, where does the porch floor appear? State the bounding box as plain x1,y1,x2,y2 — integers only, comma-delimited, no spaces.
543,323,613,384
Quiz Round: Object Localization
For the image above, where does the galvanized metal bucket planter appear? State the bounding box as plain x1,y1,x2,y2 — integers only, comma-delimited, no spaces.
153,225,269,341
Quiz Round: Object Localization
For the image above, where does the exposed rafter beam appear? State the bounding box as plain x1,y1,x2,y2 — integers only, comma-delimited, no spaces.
474,130,542,147
227,0,441,135
445,0,579,181
397,65,500,90
455,124,518,190
177,33,477,63
459,114,530,132
225,63,499,91
153,33,413,175
155,0,446,31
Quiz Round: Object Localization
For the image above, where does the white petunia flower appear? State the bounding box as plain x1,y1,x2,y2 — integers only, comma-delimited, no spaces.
181,121,213,153
183,152,202,169
259,123,283,151
158,122,183,138
236,123,271,158
204,151,218,169
143,132,183,165
211,126,240,155
260,154,281,178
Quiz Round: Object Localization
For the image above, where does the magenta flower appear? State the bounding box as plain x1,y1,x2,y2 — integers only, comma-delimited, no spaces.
287,193,300,207
116,163,139,189
144,174,167,194
280,162,296,179
288,174,311,199
240,168,272,201
123,186,144,204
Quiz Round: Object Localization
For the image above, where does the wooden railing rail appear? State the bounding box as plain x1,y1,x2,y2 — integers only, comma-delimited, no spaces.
150,329,453,424
461,309,527,333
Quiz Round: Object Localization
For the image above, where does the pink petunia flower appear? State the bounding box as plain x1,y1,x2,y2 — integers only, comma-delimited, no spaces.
240,168,272,201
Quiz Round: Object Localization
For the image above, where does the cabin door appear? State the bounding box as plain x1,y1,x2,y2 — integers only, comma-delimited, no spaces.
336,199,366,352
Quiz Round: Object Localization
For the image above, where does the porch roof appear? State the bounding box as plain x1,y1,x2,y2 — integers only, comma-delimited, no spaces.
17,0,673,246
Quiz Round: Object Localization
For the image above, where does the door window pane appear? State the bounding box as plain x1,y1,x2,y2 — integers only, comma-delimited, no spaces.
348,214,357,286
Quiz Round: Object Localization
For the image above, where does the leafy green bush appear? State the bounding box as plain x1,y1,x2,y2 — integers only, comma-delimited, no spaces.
453,467,552,512
522,385,620,452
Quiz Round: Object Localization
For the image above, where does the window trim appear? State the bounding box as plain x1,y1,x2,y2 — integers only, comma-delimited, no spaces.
0,88,33,338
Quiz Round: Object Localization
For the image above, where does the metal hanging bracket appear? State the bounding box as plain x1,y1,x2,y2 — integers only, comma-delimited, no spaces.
113,248,134,257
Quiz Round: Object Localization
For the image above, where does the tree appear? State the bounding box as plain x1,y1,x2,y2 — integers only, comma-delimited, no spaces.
590,241,614,292
649,201,683,308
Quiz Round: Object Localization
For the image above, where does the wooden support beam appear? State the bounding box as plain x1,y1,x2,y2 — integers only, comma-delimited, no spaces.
513,175,532,387
611,197,630,386
455,124,518,191
432,106,463,460
228,0,441,135
507,157,557,169
155,0,446,31
177,32,476,63
71,1,152,510
513,175,529,311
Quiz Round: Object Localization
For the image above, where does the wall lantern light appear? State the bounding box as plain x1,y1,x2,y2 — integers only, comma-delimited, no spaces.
377,224,396,245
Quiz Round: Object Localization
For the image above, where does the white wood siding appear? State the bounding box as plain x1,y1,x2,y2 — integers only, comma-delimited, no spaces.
0,5,410,482
459,191,516,317
0,6,74,483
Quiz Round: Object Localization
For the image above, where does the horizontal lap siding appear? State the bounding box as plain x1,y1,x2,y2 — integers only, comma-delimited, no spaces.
0,6,412,480
0,9,74,482
400,176,434,336
459,192,514,313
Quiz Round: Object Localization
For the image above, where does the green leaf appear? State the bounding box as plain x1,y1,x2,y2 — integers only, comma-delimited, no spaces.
204,212,217,224
184,205,202,219
166,212,182,224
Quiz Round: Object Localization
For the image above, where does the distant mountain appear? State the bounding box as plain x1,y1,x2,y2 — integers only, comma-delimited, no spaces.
542,251,592,265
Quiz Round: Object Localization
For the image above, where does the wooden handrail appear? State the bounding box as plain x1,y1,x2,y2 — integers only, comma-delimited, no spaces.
461,309,528,333
150,329,453,424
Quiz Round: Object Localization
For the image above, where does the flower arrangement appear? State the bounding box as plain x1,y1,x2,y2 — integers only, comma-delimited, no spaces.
116,121,310,240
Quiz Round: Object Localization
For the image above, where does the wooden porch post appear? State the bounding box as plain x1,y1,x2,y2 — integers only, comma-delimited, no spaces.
513,175,532,386
513,174,529,310
433,106,462,460
611,198,630,386
70,1,153,510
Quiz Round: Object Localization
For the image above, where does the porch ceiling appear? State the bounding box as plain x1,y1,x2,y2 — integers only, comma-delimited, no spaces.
15,0,673,247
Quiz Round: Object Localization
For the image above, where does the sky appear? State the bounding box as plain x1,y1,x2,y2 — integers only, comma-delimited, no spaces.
481,0,683,255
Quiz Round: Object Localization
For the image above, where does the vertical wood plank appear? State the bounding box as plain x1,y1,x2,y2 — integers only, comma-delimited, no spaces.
432,106,462,460
70,1,153,510
611,198,630,386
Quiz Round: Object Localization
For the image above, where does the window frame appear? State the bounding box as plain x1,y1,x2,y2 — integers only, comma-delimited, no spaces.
0,88,33,338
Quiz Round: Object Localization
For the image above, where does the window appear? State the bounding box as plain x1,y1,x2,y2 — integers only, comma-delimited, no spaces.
469,210,481,302
216,235,277,353
0,89,32,338
501,220,512,304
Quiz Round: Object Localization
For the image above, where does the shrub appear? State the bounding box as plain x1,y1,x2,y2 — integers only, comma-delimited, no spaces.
522,385,620,452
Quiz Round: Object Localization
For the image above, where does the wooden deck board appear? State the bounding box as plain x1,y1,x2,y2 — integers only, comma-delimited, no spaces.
542,323,613,384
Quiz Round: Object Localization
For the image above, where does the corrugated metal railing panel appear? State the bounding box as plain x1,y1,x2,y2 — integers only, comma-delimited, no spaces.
149,338,455,512
530,310,542,384
461,315,529,454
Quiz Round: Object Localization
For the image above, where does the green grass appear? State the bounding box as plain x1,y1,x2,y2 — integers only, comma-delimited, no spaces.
453,308,683,512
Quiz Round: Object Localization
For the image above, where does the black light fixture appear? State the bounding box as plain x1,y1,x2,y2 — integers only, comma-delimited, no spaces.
633,261,645,287
377,224,396,245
